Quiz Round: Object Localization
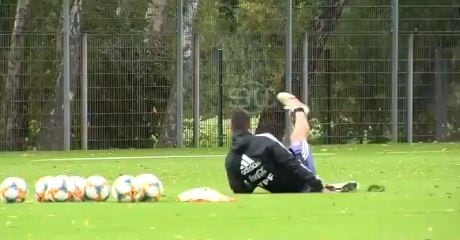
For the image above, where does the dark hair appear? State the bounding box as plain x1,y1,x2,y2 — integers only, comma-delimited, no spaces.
231,109,250,131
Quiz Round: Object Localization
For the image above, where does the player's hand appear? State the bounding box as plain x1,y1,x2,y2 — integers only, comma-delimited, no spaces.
307,178,324,192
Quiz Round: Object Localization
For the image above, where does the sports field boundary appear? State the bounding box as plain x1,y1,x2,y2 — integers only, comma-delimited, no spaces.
376,150,450,154
32,153,339,162
30,149,453,162
32,154,227,162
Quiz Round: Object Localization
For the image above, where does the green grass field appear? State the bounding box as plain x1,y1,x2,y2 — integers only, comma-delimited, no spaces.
0,143,459,240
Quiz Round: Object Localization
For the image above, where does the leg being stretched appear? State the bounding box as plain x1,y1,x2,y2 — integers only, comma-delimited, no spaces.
290,111,317,175
276,92,317,175
277,92,359,193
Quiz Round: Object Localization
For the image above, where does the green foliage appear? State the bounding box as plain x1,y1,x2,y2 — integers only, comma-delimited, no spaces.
83,0,148,33
308,117,325,144
25,119,40,150
1,0,460,149
29,0,61,32
183,116,259,147
195,0,287,119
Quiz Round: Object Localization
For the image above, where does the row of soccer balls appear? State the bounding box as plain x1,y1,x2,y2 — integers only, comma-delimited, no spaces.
0,174,164,203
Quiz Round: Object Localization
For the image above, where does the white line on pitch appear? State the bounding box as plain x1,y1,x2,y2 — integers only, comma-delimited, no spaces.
32,154,226,162
32,152,337,162
377,150,450,155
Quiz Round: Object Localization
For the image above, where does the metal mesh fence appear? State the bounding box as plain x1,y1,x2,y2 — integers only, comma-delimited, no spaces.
305,33,392,144
197,0,287,147
0,33,61,150
81,33,176,149
399,34,460,142
0,0,459,150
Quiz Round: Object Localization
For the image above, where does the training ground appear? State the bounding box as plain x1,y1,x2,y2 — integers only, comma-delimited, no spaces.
0,143,459,240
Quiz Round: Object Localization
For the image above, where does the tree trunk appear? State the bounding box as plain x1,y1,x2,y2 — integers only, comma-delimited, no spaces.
255,0,350,141
37,0,82,150
1,0,31,150
144,0,172,146
157,0,199,147
145,0,170,34
308,0,350,80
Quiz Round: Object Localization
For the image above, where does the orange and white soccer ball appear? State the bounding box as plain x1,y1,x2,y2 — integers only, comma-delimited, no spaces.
47,175,76,202
34,176,53,202
136,173,163,202
112,175,143,203
0,177,28,203
69,176,86,202
84,176,110,202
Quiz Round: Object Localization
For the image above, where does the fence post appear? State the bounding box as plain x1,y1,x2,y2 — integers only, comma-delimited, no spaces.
406,34,413,143
285,0,293,145
193,33,200,148
63,0,71,150
434,48,448,141
81,33,88,150
326,48,332,144
302,32,308,105
176,0,184,147
216,49,224,147
390,0,399,142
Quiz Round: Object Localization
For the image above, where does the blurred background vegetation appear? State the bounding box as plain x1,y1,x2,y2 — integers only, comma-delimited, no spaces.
0,0,459,150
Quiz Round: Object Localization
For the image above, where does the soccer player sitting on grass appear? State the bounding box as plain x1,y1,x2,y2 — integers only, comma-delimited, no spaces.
225,92,357,193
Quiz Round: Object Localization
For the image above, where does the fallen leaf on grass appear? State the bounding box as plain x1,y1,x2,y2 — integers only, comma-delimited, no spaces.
367,185,385,192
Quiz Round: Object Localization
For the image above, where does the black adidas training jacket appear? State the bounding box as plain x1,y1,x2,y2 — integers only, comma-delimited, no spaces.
225,130,323,193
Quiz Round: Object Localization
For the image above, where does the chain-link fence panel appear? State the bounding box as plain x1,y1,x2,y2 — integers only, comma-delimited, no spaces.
1,0,459,150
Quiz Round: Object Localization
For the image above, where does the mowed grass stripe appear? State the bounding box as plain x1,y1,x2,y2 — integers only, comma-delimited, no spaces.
0,144,459,240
